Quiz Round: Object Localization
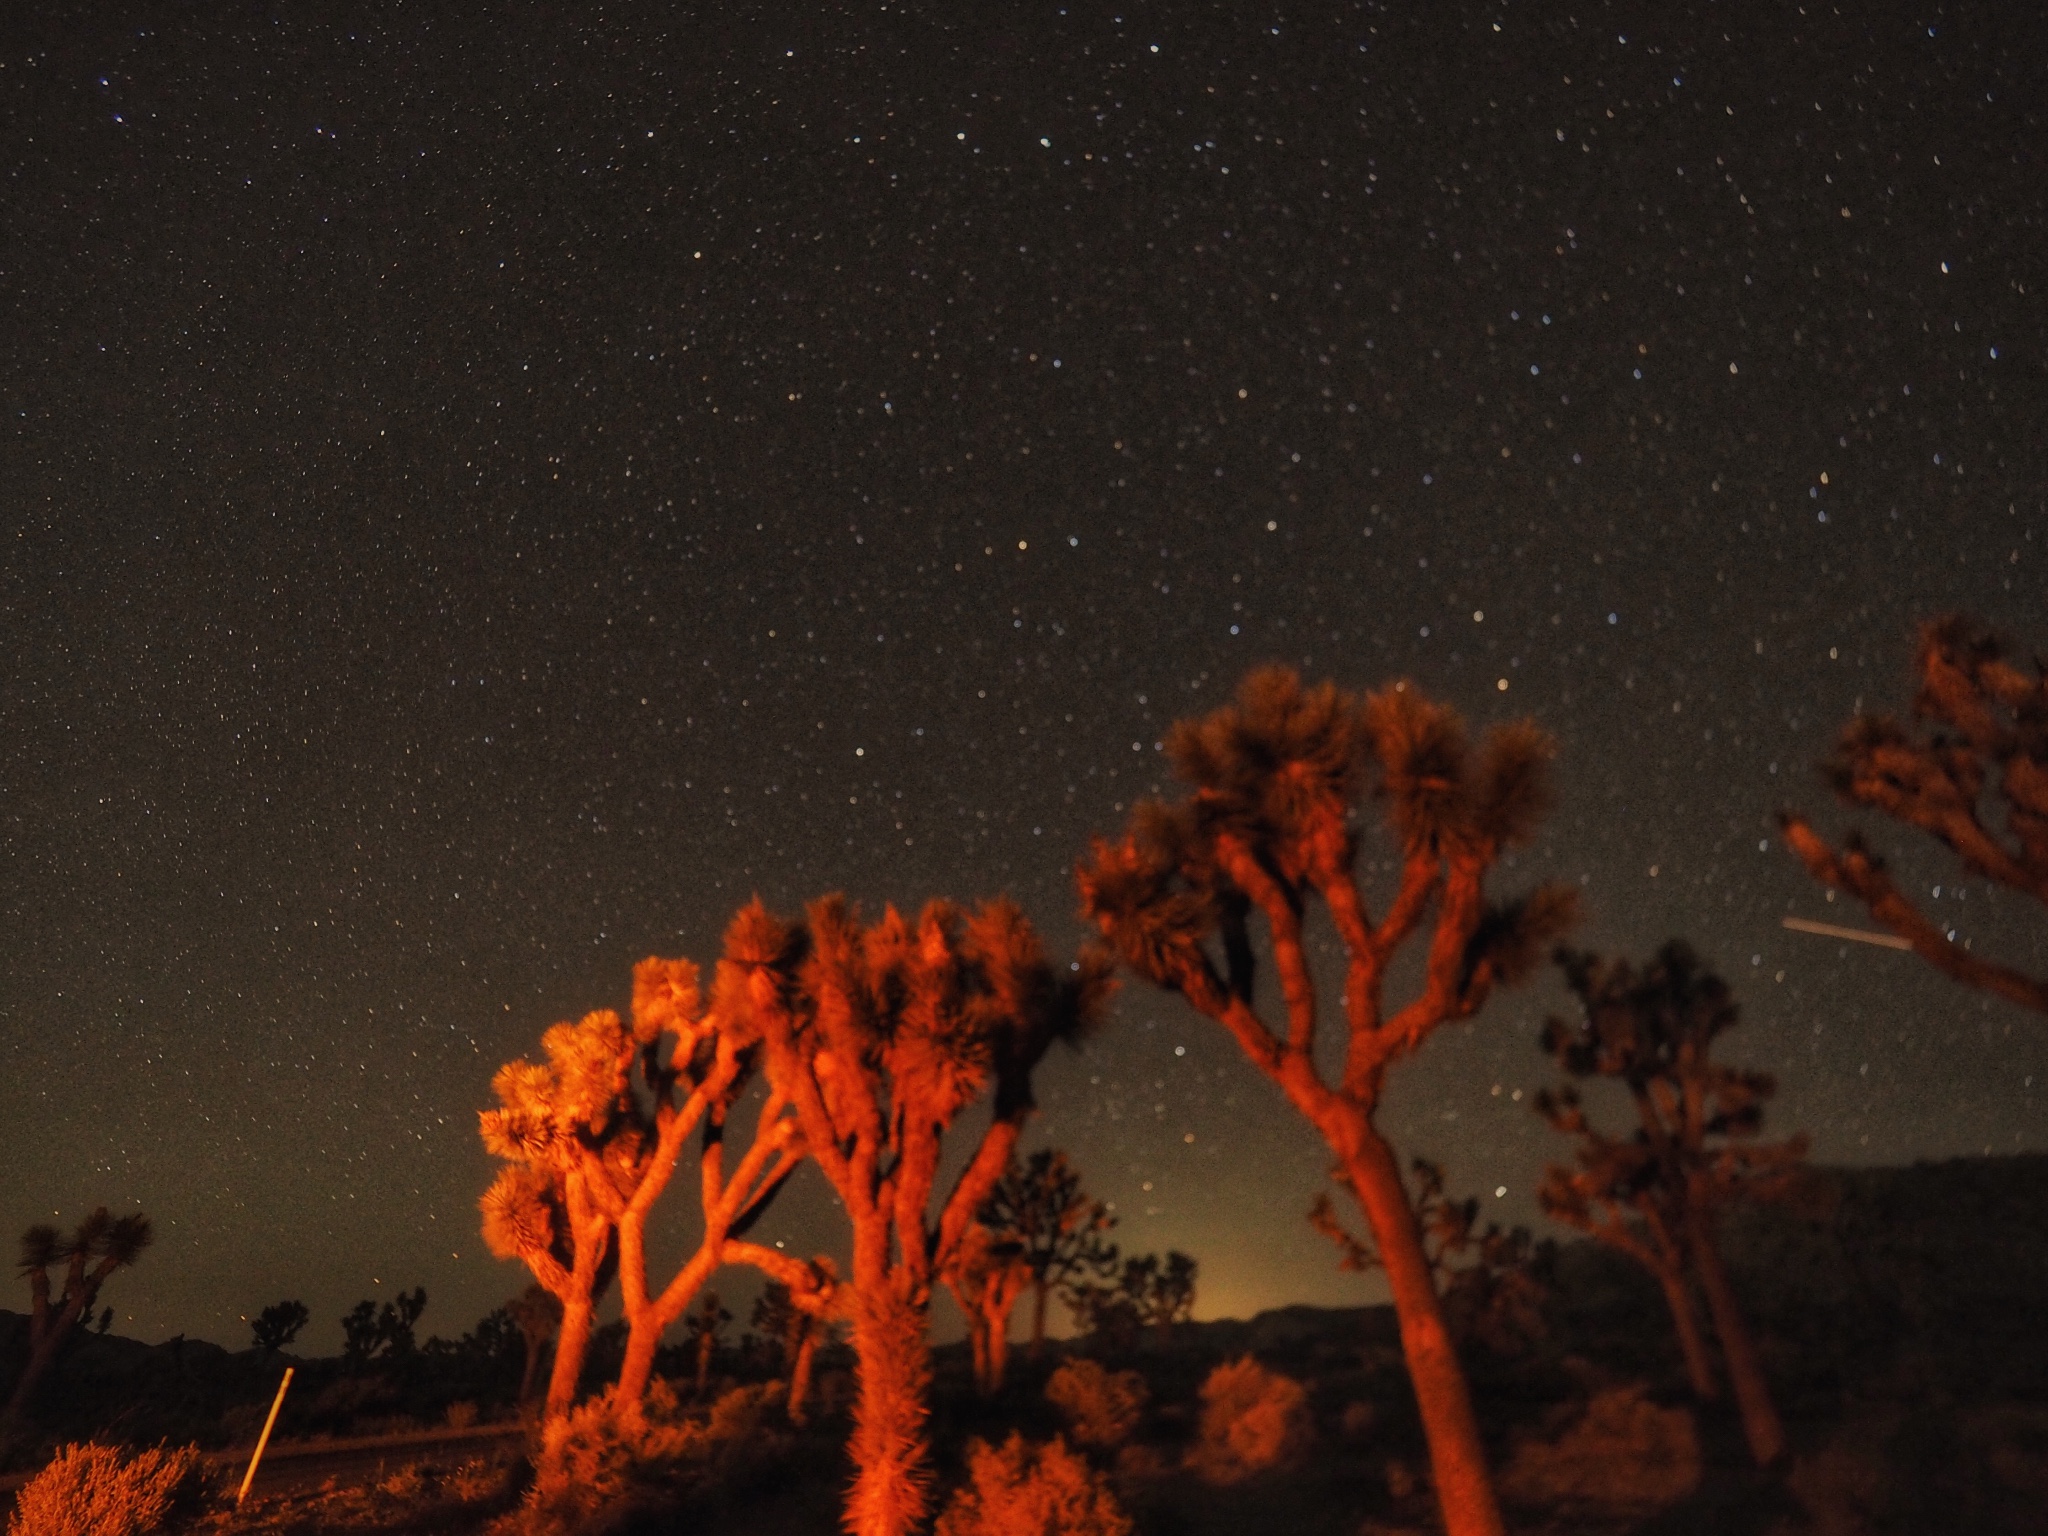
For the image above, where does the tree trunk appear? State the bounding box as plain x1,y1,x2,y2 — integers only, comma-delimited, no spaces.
1031,1280,1048,1354
545,1295,594,1420
845,1286,932,1536
1342,1124,1507,1536
986,1305,1010,1394
518,1334,545,1405
1,1290,90,1429
1655,1267,1720,1401
787,1322,818,1426
1688,1211,1786,1467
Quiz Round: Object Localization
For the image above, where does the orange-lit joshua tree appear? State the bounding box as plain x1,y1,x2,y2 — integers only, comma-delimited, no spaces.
3,1208,153,1433
481,962,836,1421
721,895,1113,1536
1078,668,1575,1536
479,1010,632,1418
1779,614,2047,1013
1536,942,1806,1467
943,1221,1034,1395
977,1148,1119,1356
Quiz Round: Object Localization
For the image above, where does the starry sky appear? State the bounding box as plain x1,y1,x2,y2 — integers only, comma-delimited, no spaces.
3,0,2043,1354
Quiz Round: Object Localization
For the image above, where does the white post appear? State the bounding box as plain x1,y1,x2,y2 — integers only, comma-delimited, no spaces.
237,1366,294,1506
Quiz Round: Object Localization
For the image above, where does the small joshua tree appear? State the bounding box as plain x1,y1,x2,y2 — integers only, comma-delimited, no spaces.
751,1276,834,1424
1311,1160,1547,1360
977,1149,1119,1355
1071,1251,1198,1352
1780,614,2047,1012
943,1222,1034,1395
4,1208,153,1432
478,1010,633,1418
506,1284,562,1405
684,1290,732,1395
721,894,1113,1536
1078,668,1573,1536
1536,942,1806,1467
249,1300,310,1355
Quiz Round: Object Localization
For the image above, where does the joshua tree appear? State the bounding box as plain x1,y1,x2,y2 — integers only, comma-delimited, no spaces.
942,1222,1034,1394
1312,1161,1546,1360
1780,614,2047,1012
249,1300,310,1355
721,894,1113,1536
977,1149,1119,1354
605,955,833,1411
1078,667,1574,1536
478,1008,633,1418
505,1284,562,1404
751,1275,834,1424
1537,942,1807,1467
341,1286,427,1369
4,1208,153,1431
1069,1250,1198,1352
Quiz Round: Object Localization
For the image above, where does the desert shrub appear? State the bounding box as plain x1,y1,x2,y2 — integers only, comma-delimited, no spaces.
1045,1358,1149,1450
446,1399,480,1429
521,1379,784,1533
1497,1385,1699,1514
1187,1356,1314,1485
936,1433,1133,1536
6,1442,206,1536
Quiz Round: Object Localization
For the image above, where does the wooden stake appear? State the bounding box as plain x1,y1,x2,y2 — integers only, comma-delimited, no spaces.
237,1366,294,1506
1781,915,1913,950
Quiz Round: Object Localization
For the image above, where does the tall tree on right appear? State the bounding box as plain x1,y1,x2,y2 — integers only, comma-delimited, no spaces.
1078,667,1575,1536
1779,614,2046,1012
1536,941,1807,1468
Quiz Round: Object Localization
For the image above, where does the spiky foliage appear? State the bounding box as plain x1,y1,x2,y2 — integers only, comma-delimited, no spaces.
721,893,1114,1536
1077,668,1572,1536
7,1442,203,1536
1188,1356,1315,1486
977,1149,1119,1356
935,1433,1134,1536
1780,614,2048,1011
1537,942,1806,1467
4,1208,154,1434
1045,1358,1149,1450
478,1008,638,1419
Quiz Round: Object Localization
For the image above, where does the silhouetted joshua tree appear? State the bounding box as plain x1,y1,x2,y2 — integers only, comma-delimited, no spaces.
342,1286,427,1370
752,1274,834,1424
721,894,1113,1536
250,1299,310,1355
1780,614,2047,1012
505,1284,562,1405
4,1208,153,1432
1070,1250,1198,1352
478,1009,632,1418
977,1148,1119,1356
1078,667,1574,1536
1537,941,1807,1468
1311,1160,1548,1359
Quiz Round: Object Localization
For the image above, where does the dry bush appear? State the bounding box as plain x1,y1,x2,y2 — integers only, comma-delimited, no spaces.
520,1379,783,1533
376,1463,426,1501
6,1442,206,1536
1186,1356,1314,1486
935,1433,1133,1536
1045,1358,1149,1450
1497,1385,1699,1514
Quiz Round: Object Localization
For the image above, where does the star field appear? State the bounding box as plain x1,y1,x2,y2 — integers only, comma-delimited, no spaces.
2,0,2043,1349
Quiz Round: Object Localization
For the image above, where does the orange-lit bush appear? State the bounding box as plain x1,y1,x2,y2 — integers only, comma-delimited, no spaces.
1497,1385,1699,1514
1044,1358,1149,1450
935,1433,1133,1536
520,1378,783,1533
6,1442,205,1536
1187,1356,1314,1485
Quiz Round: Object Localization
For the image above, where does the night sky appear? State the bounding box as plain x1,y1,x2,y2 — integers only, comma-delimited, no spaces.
4,1,2043,1355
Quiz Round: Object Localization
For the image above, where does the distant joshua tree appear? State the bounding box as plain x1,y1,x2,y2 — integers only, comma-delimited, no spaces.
977,1149,1119,1355
1536,942,1807,1468
4,1207,153,1432
1310,1160,1548,1359
1070,1250,1198,1352
684,1289,732,1395
751,1274,833,1424
341,1286,427,1369
1078,668,1573,1536
1780,614,2047,1012
505,1284,562,1405
721,894,1113,1536
942,1222,1033,1395
249,1299,311,1355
